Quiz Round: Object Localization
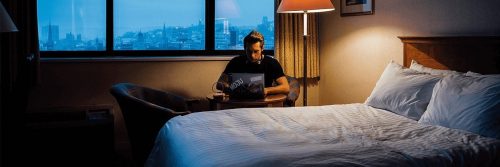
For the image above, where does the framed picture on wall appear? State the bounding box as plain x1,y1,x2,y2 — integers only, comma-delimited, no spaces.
340,0,374,17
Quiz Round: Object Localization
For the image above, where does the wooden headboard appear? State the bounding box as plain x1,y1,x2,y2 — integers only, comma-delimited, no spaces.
398,36,500,74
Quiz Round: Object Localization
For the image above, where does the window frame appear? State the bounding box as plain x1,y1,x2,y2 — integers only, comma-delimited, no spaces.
40,0,274,58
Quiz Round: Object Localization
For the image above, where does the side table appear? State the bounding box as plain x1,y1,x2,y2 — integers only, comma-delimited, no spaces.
207,93,287,110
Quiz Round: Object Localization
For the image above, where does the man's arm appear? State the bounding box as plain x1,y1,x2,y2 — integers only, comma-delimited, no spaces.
264,76,289,95
216,73,230,93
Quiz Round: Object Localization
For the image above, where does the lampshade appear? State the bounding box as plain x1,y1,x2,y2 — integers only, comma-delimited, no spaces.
0,2,18,32
277,0,335,13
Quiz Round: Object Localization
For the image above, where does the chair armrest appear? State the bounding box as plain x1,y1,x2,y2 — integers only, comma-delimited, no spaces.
185,98,200,112
186,98,200,105
172,110,191,115
144,101,188,116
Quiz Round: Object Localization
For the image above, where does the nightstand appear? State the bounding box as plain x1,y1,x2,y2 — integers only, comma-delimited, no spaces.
24,105,115,167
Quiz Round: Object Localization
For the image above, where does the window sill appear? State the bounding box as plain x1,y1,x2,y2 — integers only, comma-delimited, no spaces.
41,56,236,63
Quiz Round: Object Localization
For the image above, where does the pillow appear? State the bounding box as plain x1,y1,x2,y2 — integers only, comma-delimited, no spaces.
418,74,500,139
465,71,482,76
365,61,442,120
410,60,462,75
465,71,500,78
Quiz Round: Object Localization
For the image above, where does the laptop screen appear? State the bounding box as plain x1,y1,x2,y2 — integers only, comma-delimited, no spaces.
228,73,265,99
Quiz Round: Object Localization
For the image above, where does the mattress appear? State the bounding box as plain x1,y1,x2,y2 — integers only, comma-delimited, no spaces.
145,103,500,167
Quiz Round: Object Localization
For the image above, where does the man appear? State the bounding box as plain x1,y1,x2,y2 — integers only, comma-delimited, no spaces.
217,30,289,96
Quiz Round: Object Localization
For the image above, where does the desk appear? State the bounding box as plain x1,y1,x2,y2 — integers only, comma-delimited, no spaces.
207,94,287,110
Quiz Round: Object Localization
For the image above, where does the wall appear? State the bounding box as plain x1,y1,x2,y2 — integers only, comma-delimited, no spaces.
319,0,500,104
29,60,227,109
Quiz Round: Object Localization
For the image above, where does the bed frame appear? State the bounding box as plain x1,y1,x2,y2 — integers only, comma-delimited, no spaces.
398,36,500,74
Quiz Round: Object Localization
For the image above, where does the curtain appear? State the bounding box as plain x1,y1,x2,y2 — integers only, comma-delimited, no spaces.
274,0,320,79
1,0,40,165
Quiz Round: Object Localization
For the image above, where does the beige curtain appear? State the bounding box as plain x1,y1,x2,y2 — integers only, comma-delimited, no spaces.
274,0,320,79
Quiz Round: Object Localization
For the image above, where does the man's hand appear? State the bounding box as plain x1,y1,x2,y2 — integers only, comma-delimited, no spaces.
264,76,289,96
216,73,230,93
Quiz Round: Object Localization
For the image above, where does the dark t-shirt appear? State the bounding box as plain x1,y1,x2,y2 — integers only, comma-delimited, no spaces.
223,55,285,87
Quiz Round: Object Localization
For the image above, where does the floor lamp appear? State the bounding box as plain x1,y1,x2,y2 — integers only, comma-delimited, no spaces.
277,0,334,106
0,1,18,157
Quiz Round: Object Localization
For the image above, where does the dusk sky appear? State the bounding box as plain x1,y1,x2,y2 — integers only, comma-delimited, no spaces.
38,0,274,40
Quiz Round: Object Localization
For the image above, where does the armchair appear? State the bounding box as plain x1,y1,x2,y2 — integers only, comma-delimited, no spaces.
109,83,192,166
284,75,300,107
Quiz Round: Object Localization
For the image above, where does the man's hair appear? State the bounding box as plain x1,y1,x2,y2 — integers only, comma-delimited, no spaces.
243,30,264,50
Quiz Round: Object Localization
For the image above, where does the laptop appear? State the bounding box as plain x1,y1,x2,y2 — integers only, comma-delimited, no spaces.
227,73,265,99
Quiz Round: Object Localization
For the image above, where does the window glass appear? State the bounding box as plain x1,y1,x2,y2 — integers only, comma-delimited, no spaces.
215,0,274,50
114,0,205,50
38,0,106,51
38,0,275,56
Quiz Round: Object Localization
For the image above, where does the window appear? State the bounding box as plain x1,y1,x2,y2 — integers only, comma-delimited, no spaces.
37,0,274,57
38,0,106,51
215,0,274,50
114,0,204,50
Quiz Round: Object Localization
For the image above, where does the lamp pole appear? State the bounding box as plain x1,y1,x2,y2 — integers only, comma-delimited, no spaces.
302,12,308,106
277,0,335,106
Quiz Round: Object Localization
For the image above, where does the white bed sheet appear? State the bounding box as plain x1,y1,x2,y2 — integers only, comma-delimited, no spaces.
146,103,500,167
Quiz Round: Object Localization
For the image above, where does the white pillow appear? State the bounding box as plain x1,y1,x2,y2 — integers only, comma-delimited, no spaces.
410,60,462,75
465,71,482,76
465,71,500,78
418,74,500,139
365,61,442,120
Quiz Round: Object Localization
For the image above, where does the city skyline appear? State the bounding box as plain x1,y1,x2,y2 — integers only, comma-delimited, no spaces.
38,0,274,41
39,16,274,51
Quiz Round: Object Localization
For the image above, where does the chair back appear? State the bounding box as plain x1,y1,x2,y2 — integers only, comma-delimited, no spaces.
284,76,300,107
110,83,189,166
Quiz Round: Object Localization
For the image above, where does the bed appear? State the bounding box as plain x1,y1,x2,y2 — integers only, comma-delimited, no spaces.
146,36,500,167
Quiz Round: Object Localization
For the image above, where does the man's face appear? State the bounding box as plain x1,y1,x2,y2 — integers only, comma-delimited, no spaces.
245,42,263,63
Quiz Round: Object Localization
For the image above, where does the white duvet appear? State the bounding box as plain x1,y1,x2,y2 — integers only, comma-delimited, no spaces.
146,104,500,167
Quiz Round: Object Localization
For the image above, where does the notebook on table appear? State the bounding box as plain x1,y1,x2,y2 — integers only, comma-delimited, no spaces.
227,73,265,99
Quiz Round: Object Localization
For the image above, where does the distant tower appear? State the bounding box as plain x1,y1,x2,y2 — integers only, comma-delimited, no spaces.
215,18,230,35
162,24,167,49
135,30,145,50
223,19,229,35
137,30,144,43
66,32,75,41
258,16,272,35
215,18,230,49
65,32,75,49
95,37,104,50
46,22,55,50
77,34,82,42
229,29,237,47
260,16,270,30
43,23,59,43
262,16,269,25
